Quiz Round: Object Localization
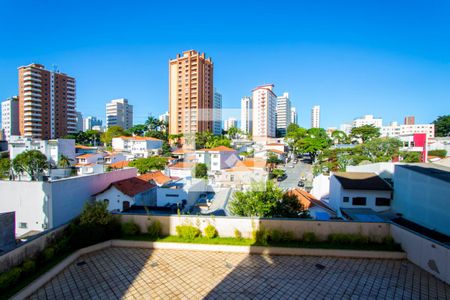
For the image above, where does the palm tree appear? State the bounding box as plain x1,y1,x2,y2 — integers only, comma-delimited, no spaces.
145,116,159,131
58,155,73,168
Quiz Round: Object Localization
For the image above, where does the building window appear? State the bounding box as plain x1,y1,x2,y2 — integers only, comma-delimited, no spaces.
343,196,349,203
376,198,391,206
352,197,367,206
19,222,28,229
166,194,179,197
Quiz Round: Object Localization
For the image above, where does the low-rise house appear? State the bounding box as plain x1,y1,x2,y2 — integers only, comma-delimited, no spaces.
104,152,126,165
109,160,130,170
112,136,163,158
329,172,392,216
95,177,157,212
9,136,75,167
138,171,179,187
76,153,105,175
398,133,428,162
196,146,240,171
264,143,286,153
167,161,195,178
214,158,268,189
254,149,286,161
287,188,337,220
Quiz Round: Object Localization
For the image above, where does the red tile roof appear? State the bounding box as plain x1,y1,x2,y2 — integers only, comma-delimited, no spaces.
198,146,236,152
76,153,98,159
267,149,285,155
226,158,267,172
287,189,336,214
97,177,156,197
109,160,130,169
117,136,162,141
138,171,177,185
172,148,194,154
169,162,195,169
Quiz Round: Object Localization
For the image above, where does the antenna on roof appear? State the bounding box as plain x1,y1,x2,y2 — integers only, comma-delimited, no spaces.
52,64,58,73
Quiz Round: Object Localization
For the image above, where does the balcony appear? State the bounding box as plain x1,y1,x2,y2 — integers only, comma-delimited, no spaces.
24,81,42,88
23,71,41,77
23,101,41,107
24,87,42,93
23,106,41,113
24,92,41,98
23,116,41,122
24,122,41,127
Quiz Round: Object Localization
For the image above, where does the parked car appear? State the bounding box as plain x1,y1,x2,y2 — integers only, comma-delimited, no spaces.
277,174,287,181
297,181,305,187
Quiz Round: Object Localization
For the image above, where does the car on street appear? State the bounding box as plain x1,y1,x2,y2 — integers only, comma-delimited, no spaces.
277,173,288,181
297,181,305,187
288,165,294,168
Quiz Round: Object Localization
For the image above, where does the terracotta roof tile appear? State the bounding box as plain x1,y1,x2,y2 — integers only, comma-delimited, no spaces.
288,189,336,214
138,171,177,185
117,136,162,141
97,177,156,197
109,160,130,169
169,162,195,169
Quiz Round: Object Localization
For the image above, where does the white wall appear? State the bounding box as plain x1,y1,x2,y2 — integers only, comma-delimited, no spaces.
346,162,396,179
96,186,134,212
311,174,330,201
157,187,188,206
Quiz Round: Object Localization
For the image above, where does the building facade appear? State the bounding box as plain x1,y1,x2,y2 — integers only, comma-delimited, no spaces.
276,92,291,137
352,115,383,128
83,116,102,131
106,98,133,130
213,90,222,135
18,63,77,139
404,116,415,125
158,112,169,124
252,84,277,139
223,117,237,131
1,96,19,141
76,111,83,132
311,105,320,128
240,96,252,134
290,107,298,125
381,123,434,139
168,50,214,136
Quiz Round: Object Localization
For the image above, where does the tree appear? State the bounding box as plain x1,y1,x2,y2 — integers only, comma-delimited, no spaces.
350,125,380,143
432,115,450,137
145,116,160,131
128,156,167,174
194,131,213,149
58,155,73,168
0,158,11,179
359,138,402,162
79,201,113,226
270,169,285,179
273,193,311,218
227,126,240,139
331,130,350,144
12,150,48,181
125,124,147,136
161,141,172,157
205,136,232,148
401,151,422,163
101,126,127,146
194,163,208,179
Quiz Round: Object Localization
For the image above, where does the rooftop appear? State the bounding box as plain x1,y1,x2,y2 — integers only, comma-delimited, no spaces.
138,171,178,186
333,172,392,191
397,163,450,183
97,177,156,197
198,146,236,152
116,136,162,141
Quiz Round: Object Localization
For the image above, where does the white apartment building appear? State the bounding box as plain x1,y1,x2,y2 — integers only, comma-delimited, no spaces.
381,122,435,139
8,136,76,167
112,136,163,158
311,105,320,128
352,115,383,128
83,116,102,131
290,107,298,125
106,98,133,130
252,85,277,139
213,90,222,135
240,96,252,134
276,92,291,137
158,111,169,124
224,117,237,131
1,96,19,141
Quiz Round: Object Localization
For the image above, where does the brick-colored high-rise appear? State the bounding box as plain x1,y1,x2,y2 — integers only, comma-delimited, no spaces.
169,50,213,135
18,63,77,139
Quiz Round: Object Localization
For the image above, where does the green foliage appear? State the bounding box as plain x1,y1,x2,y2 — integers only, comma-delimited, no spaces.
331,130,350,144
194,163,208,179
161,141,172,156
268,229,295,243
226,126,241,139
286,126,330,161
350,125,380,143
70,130,102,146
176,225,202,240
21,259,36,275
125,124,148,136
328,233,369,245
121,222,141,236
129,156,167,173
0,267,22,290
270,168,285,178
101,125,128,146
0,158,10,178
432,115,450,137
267,153,283,165
302,232,317,242
79,201,113,225
252,227,269,246
234,229,242,240
58,154,73,168
428,149,447,158
12,150,48,180
147,220,162,239
274,193,311,218
401,151,422,163
204,225,218,239
42,247,55,261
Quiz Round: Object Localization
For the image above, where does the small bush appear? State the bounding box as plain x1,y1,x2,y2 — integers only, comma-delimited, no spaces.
383,236,395,245
234,229,242,240
204,225,218,239
176,225,201,240
328,233,369,245
147,220,162,239
302,232,317,243
54,236,71,254
280,231,295,242
428,149,447,158
0,267,22,290
269,229,283,243
22,259,36,275
252,227,269,246
43,247,55,261
121,222,140,236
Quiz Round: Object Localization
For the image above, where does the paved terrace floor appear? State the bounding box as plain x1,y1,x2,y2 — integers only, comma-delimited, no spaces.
29,247,450,300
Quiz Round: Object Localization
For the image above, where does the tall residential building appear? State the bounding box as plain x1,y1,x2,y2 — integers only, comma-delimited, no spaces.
158,111,169,124
76,111,83,132
18,63,77,139
404,116,415,125
290,107,298,125
213,90,222,135
168,50,213,136
381,123,434,139
352,115,382,128
240,96,252,134
1,96,19,141
106,98,133,130
83,116,102,131
252,84,277,139
276,92,291,137
311,105,320,128
224,117,237,131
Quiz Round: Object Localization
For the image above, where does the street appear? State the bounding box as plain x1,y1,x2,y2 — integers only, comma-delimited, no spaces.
278,159,313,190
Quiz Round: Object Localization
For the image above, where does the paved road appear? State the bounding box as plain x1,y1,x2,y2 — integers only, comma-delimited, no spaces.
278,160,312,190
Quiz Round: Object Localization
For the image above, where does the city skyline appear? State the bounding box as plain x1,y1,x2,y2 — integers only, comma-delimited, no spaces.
0,1,449,129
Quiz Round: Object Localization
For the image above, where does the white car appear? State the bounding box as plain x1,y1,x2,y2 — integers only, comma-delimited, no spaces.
288,165,295,168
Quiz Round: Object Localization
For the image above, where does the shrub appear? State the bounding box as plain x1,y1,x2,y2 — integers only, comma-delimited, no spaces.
176,225,201,240
79,201,112,225
54,236,71,254
234,229,242,240
328,233,369,245
302,232,317,243
43,247,55,261
0,267,22,290
269,229,283,243
252,227,269,246
147,220,162,239
22,259,36,275
204,225,218,239
383,235,395,245
121,222,140,236
428,149,447,158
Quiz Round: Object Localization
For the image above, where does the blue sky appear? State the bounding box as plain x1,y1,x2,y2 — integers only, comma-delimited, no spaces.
0,0,449,129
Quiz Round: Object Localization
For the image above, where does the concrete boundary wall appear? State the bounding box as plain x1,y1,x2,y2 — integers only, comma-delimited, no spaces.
12,239,406,300
391,224,450,284
119,214,391,242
